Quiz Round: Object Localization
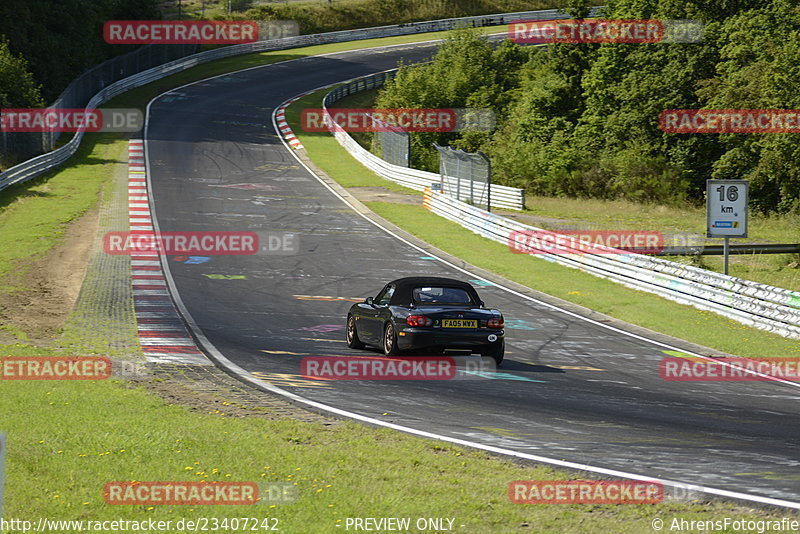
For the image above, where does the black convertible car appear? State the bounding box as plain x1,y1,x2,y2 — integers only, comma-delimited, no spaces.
346,277,505,364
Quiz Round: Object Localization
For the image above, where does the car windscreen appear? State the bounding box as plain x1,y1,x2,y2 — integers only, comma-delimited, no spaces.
412,286,474,305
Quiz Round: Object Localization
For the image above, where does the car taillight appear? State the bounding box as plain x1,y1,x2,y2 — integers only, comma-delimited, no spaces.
487,317,504,329
407,315,433,327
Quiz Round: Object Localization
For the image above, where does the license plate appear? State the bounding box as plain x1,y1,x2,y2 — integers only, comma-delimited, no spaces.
441,319,477,328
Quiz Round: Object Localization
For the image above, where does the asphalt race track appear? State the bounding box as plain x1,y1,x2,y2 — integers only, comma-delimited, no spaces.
144,41,800,505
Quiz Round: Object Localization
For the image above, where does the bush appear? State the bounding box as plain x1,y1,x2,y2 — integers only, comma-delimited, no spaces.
373,0,800,213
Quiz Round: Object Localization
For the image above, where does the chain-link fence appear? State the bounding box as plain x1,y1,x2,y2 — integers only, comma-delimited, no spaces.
324,70,412,166
434,143,492,211
0,43,198,166
372,119,409,167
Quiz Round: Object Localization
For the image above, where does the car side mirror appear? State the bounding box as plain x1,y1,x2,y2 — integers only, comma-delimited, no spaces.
365,297,373,305
479,300,485,308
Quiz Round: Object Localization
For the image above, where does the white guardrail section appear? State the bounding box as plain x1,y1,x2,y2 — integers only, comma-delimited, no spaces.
423,188,800,339
322,71,526,211
5,7,796,338
0,8,595,193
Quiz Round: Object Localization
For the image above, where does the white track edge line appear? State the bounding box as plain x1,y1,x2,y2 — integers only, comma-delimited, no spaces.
142,39,800,509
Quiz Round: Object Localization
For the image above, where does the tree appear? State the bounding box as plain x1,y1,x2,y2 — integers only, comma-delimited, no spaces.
0,38,43,108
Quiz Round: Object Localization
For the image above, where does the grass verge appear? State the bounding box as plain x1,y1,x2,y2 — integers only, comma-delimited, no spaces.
331,88,800,292
0,25,797,533
5,364,795,533
0,134,126,282
288,86,800,359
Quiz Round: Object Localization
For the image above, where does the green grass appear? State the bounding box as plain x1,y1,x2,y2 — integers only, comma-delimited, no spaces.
0,26,523,316
0,134,126,281
519,195,800,243
108,25,512,110
4,366,795,533
520,195,800,291
0,24,797,533
324,88,379,151
368,202,800,358
327,85,800,291
287,87,800,359
286,90,419,194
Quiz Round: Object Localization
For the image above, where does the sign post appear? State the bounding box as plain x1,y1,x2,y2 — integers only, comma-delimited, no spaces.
706,180,748,275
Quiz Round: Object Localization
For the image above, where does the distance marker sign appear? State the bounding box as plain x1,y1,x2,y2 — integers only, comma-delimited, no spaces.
707,180,748,238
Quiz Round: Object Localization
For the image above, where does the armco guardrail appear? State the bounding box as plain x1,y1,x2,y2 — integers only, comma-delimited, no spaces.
322,71,526,211
0,7,597,194
664,243,800,256
0,43,197,164
423,188,800,339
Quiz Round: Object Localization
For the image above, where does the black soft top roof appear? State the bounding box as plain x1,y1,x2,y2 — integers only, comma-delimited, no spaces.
386,277,479,305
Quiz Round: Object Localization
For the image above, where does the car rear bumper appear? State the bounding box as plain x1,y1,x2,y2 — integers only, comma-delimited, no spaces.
396,327,504,352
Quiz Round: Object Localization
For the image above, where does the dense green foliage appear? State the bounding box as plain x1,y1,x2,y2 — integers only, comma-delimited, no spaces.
0,38,44,168
376,0,800,213
0,0,160,102
0,39,43,108
248,0,602,35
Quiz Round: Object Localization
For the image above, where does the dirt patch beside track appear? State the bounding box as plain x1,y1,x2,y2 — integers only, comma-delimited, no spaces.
0,203,100,345
349,186,420,204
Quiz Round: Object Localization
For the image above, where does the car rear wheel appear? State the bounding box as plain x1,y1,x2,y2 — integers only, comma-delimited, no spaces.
346,315,366,349
482,340,504,366
383,323,402,356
